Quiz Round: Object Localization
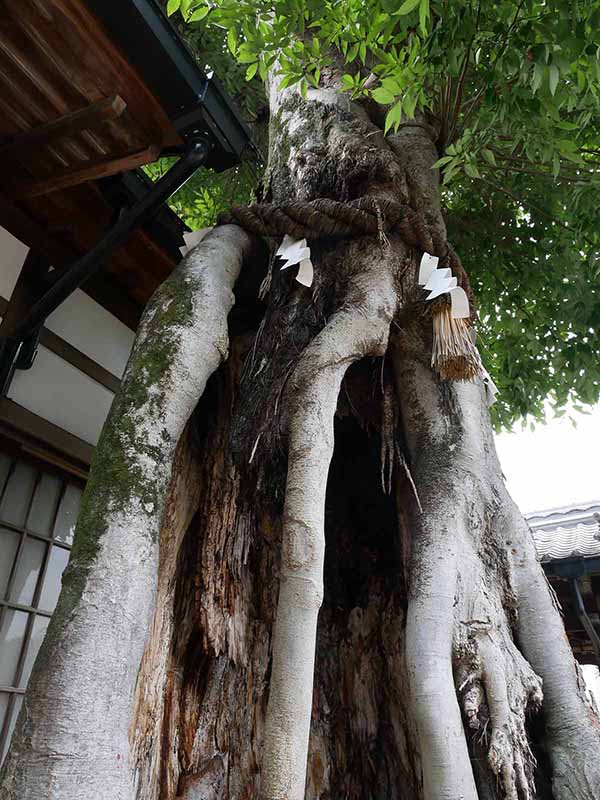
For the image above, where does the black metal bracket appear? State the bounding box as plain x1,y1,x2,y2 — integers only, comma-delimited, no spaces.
0,137,210,398
85,0,257,168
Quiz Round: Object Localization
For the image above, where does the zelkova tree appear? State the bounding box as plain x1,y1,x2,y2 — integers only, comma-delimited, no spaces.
2,1,600,799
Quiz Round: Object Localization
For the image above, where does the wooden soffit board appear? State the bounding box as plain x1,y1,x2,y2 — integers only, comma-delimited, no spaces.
0,0,185,325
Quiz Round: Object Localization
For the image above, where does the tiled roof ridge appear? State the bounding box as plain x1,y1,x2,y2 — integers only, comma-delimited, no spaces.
526,500,600,519
529,503,600,562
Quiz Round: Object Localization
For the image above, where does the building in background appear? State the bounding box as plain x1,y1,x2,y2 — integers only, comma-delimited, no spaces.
528,502,600,668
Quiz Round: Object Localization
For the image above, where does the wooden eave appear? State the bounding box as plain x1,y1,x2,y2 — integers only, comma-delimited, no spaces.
0,0,193,327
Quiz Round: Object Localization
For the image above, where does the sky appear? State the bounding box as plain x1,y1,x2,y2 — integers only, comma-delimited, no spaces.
495,403,600,514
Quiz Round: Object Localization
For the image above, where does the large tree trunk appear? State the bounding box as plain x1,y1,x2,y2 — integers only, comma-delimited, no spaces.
3,64,600,800
0,226,253,799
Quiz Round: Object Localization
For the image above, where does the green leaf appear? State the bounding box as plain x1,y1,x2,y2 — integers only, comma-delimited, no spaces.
381,77,402,95
557,139,583,164
227,28,237,56
279,73,300,89
245,62,258,81
552,152,561,178
531,62,544,95
482,148,496,167
464,160,481,178
347,43,359,62
393,0,421,16
419,0,430,36
404,92,417,119
442,162,459,184
384,101,402,134
237,46,257,64
166,0,180,16
431,155,453,168
188,5,209,22
372,87,396,104
549,64,559,96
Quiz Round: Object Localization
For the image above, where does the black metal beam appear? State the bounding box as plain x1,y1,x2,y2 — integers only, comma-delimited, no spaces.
2,138,209,345
0,138,210,396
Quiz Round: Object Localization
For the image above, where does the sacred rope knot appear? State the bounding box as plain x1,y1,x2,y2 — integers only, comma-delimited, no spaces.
218,196,483,385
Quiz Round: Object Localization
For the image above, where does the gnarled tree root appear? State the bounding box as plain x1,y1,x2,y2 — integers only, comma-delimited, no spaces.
261,256,398,799
455,607,542,800
392,343,600,800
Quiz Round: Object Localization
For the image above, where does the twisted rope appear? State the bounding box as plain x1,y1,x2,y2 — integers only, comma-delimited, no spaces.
220,196,478,380
218,196,448,259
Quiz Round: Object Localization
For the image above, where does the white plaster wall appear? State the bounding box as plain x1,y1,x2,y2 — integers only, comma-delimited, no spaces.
1,226,135,445
46,291,134,380
0,226,28,299
0,226,135,379
7,347,115,445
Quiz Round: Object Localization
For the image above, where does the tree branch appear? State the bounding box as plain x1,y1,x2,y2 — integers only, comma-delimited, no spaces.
491,160,597,184
447,0,481,143
474,177,597,250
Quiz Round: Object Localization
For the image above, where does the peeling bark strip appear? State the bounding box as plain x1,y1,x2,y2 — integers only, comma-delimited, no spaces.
0,225,252,800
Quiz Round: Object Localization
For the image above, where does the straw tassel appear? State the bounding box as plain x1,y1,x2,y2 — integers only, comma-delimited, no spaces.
431,304,483,381
418,252,483,382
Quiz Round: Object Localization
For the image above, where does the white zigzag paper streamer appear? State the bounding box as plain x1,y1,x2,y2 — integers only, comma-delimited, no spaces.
481,368,499,407
276,234,314,287
418,252,470,319
419,252,498,403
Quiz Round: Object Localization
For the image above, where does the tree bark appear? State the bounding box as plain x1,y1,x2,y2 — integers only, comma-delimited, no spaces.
3,54,600,800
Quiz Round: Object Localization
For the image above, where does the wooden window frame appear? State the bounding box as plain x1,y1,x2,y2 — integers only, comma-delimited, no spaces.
0,440,84,762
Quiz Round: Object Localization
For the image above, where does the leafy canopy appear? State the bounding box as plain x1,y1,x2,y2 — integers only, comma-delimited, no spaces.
166,0,600,428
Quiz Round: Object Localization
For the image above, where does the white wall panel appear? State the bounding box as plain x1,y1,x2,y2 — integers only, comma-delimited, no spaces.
0,227,29,300
46,290,135,379
7,346,115,445
1,225,136,379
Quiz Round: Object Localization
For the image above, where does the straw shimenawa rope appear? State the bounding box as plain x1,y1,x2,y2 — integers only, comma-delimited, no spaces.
218,196,482,381
219,196,443,250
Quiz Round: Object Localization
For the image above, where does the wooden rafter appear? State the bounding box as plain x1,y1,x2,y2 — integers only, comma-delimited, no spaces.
15,145,161,199
0,95,126,159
